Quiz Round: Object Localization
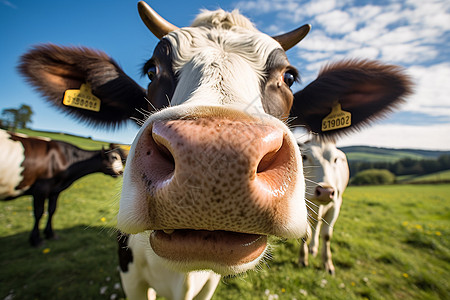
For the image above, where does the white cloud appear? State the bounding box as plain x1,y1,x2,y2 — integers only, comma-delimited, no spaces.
380,43,438,64
347,47,379,59
315,10,357,34
406,0,450,31
300,50,334,62
346,25,385,44
300,30,358,52
405,63,450,117
302,0,337,16
370,5,403,28
347,4,382,22
336,123,450,150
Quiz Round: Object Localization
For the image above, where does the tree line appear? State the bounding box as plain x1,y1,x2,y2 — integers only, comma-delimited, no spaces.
348,154,450,178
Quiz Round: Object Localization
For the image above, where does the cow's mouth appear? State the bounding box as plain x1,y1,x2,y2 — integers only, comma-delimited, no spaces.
150,230,267,268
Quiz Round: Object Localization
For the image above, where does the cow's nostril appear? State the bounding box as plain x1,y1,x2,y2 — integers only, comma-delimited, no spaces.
315,188,321,197
137,125,176,185
257,150,279,173
256,134,290,176
153,138,175,167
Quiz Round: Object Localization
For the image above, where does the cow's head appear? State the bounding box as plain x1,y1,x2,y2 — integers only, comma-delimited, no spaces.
18,1,411,275
298,137,349,205
100,144,126,178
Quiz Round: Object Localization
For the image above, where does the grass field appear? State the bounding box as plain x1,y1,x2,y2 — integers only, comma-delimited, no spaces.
1,179,448,299
407,170,450,184
15,128,123,150
1,131,449,299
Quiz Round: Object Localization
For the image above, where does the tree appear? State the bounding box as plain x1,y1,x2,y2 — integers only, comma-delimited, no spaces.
1,108,18,129
350,169,396,185
17,104,33,129
0,104,33,130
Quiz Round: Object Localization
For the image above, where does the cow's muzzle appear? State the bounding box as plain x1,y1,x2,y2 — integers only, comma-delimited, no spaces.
124,110,307,273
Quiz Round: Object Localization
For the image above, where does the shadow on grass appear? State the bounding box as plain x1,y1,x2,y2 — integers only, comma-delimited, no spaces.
0,225,125,300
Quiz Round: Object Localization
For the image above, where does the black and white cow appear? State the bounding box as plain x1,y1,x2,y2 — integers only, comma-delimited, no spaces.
0,129,124,246
17,1,412,298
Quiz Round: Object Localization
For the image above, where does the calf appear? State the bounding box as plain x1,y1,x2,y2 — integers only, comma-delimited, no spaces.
0,130,124,246
298,137,349,275
18,1,412,298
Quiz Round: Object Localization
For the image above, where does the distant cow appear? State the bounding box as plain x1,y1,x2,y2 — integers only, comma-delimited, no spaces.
297,137,349,275
18,1,412,298
0,130,124,246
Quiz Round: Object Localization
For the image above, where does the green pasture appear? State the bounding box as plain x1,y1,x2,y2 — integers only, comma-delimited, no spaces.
15,128,117,150
0,132,449,299
341,146,449,163
1,178,448,299
407,169,450,183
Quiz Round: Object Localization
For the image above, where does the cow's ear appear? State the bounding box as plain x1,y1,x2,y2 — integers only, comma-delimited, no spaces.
290,59,412,137
18,44,148,127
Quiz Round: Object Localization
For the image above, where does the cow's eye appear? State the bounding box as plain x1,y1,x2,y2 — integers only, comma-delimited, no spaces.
283,71,296,87
302,154,308,161
146,65,158,82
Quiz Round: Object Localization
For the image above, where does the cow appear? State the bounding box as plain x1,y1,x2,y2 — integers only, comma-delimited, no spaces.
297,136,349,275
0,129,124,246
17,1,412,299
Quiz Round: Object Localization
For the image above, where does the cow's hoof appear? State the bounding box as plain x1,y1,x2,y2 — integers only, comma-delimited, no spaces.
309,249,318,257
325,265,335,276
45,233,60,240
30,238,44,247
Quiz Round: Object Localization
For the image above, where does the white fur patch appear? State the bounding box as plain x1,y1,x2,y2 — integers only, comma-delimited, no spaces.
0,130,27,198
165,25,281,113
121,233,221,299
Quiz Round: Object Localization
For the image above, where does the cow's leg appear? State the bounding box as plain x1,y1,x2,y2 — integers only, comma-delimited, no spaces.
298,237,309,267
320,203,341,275
120,272,151,300
308,205,323,257
189,273,221,300
44,193,59,240
30,194,45,246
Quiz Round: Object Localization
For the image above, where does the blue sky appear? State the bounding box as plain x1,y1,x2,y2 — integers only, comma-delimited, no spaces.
1,0,449,150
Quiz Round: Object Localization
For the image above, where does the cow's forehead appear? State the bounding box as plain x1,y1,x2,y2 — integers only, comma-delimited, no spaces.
302,139,339,161
163,26,284,109
165,26,283,73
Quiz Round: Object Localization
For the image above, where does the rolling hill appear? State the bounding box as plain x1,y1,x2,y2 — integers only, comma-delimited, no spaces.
340,145,450,162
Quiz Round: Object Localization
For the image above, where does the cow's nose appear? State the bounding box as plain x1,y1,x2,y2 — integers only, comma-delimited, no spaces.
134,117,299,232
315,184,335,202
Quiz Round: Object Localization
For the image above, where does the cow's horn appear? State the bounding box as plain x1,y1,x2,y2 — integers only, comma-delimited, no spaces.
138,1,179,39
273,24,311,51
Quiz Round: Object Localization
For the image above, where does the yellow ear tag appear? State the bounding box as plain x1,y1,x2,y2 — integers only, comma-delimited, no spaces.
63,83,101,112
321,102,351,132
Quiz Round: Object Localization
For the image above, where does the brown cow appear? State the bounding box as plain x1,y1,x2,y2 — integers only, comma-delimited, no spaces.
0,129,124,246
